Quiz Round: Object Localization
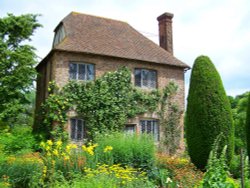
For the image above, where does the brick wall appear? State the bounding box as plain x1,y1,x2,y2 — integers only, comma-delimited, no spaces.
36,51,185,153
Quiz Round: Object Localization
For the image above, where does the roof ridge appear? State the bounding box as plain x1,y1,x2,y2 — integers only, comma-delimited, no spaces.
69,11,129,25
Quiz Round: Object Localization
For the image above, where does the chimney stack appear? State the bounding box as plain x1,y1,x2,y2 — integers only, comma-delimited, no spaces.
157,12,174,54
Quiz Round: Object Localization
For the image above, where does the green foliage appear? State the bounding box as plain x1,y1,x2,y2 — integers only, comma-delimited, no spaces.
0,13,41,123
246,93,250,158
228,92,249,154
199,136,237,188
229,155,241,178
0,126,35,154
0,155,43,188
37,81,71,141
39,67,161,140
94,132,156,170
52,165,155,188
158,82,182,155
186,55,234,170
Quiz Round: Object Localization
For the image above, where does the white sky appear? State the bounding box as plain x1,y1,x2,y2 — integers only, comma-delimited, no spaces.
1,0,250,98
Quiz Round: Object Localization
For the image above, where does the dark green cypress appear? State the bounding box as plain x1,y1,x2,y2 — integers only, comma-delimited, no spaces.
185,55,234,170
246,93,250,157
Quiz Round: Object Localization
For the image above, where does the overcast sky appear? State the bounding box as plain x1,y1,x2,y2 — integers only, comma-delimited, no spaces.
1,0,250,98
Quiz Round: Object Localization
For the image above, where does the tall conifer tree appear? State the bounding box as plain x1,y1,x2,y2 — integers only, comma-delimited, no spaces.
186,55,234,170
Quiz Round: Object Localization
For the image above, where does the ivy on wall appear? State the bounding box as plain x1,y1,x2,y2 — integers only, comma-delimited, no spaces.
37,67,181,152
157,82,182,155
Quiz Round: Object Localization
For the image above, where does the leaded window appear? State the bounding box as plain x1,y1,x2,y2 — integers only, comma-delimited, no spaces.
70,118,85,141
134,68,157,89
140,120,159,141
69,63,94,81
53,24,65,47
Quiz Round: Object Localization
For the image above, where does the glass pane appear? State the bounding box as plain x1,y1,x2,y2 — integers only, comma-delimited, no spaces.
147,120,152,133
153,120,159,141
124,125,135,134
149,71,156,88
69,63,77,80
87,64,94,80
142,69,149,87
78,64,86,80
77,120,83,140
134,69,141,87
70,119,76,140
140,120,145,133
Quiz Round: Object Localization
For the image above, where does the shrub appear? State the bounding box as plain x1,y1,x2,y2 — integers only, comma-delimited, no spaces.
0,154,43,188
0,126,36,154
198,143,239,188
53,164,155,188
156,154,203,187
94,132,156,170
229,154,241,178
39,140,85,186
186,55,234,170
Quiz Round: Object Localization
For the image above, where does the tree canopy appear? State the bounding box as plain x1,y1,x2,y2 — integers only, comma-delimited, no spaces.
246,93,250,157
228,92,249,154
0,13,41,123
185,55,234,170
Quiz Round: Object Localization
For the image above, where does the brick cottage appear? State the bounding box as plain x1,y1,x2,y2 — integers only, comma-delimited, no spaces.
35,12,189,152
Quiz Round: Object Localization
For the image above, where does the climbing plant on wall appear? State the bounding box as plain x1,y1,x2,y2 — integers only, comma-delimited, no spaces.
158,82,182,155
37,67,181,147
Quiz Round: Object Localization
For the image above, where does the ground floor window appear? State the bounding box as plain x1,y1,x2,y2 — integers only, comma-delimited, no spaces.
140,120,159,141
70,118,85,141
124,124,136,134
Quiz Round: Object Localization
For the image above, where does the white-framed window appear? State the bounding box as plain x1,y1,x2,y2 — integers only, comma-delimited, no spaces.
124,124,136,134
53,24,65,47
140,120,159,141
69,62,94,81
70,118,85,141
134,68,157,89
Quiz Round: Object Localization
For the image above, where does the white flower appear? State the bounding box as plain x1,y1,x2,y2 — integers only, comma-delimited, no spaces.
166,177,172,183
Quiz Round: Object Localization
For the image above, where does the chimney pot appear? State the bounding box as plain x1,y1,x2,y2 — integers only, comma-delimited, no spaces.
157,12,174,54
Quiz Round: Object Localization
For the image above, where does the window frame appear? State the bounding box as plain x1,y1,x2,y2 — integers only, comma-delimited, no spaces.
124,124,136,135
140,119,159,141
53,23,66,47
70,118,85,141
69,62,95,81
134,68,157,89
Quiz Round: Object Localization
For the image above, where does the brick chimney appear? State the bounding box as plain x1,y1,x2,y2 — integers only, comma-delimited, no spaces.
157,12,174,54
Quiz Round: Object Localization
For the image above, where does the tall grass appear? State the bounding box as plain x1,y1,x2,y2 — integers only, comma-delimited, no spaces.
94,132,156,170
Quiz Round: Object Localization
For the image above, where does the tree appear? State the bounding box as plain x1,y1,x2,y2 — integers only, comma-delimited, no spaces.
228,92,249,154
185,55,234,170
246,93,250,158
0,13,41,124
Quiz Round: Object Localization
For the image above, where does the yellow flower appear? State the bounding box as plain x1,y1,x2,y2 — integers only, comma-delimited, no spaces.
52,149,59,156
56,140,62,147
45,146,50,151
43,166,47,174
66,145,71,153
70,144,77,149
52,160,55,166
47,140,53,146
82,145,87,151
40,141,46,148
104,146,113,153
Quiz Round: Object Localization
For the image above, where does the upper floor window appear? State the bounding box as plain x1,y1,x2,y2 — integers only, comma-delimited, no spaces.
140,120,159,141
134,68,157,89
69,63,95,81
70,118,85,141
53,24,65,47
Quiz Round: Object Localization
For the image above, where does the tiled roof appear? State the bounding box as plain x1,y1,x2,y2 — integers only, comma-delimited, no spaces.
53,12,189,68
